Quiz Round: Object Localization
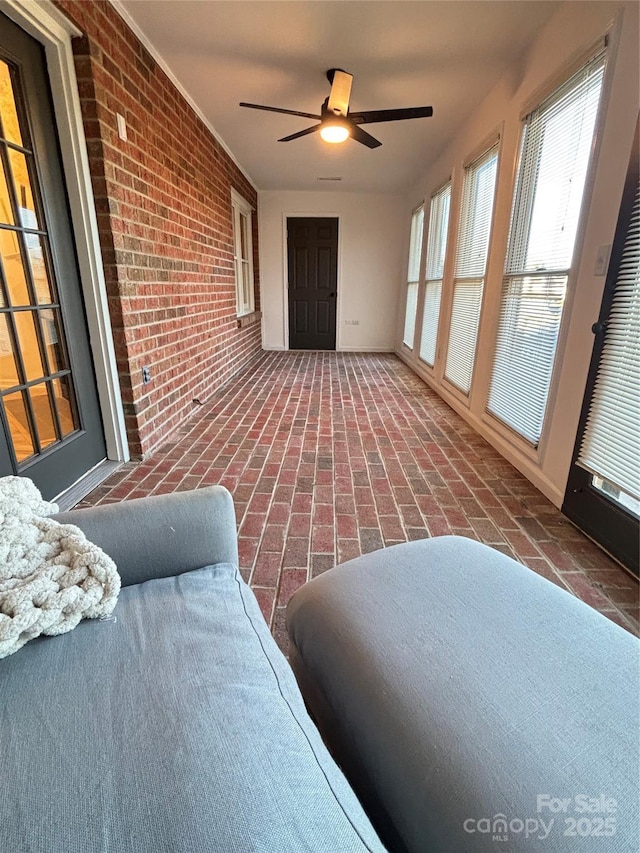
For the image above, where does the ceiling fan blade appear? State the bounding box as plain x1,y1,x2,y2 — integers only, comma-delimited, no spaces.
350,124,382,149
350,106,434,124
278,124,322,142
327,69,353,116
239,102,321,120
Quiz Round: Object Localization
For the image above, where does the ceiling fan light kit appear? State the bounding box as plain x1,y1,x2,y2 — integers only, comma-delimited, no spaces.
320,116,351,144
240,68,433,149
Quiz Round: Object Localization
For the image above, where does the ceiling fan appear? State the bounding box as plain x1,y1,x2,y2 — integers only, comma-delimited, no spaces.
239,69,433,149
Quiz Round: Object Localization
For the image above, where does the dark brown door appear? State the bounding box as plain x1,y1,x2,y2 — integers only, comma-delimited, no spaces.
287,217,338,349
0,14,106,500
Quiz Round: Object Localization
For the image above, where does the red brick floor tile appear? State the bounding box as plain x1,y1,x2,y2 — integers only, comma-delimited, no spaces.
379,516,406,542
335,494,356,514
251,551,282,586
338,539,361,564
277,568,308,607
268,503,291,524
313,503,335,525
291,492,312,513
79,351,638,648
237,537,259,569
537,541,580,571
252,587,276,627
427,516,452,537
261,524,286,553
283,537,309,569
336,514,358,539
288,513,311,538
239,513,266,539
314,485,334,504
561,573,617,610
311,554,335,578
311,525,335,554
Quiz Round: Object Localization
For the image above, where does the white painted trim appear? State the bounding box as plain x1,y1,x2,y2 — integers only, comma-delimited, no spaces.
1,0,129,462
109,0,257,192
340,346,395,353
231,188,255,316
0,0,81,38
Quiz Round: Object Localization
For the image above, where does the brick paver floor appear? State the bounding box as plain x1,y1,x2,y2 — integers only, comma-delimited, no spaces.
79,351,639,647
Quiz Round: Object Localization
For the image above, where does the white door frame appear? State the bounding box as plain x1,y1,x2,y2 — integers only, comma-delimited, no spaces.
1,0,129,463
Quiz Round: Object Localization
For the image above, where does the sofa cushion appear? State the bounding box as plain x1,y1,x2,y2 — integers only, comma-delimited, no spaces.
287,536,640,853
0,563,384,852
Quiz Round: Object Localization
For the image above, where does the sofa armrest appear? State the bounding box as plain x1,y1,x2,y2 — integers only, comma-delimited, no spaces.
53,486,238,587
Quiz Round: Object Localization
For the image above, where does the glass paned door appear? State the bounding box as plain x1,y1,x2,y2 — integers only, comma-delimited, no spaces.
0,14,106,499
0,59,79,461
563,119,639,575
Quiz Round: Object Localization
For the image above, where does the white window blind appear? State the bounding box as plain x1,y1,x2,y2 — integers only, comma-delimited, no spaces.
487,49,606,443
444,146,499,392
420,183,451,366
403,205,424,348
578,182,640,503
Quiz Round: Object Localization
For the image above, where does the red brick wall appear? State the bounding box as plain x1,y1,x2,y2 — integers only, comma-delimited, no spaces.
55,0,261,458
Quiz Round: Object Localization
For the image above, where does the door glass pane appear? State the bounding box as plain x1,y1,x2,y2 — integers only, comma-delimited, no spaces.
40,308,65,373
52,375,76,437
25,234,53,303
7,148,40,230
0,228,30,304
3,389,34,461
0,313,19,388
0,60,23,146
28,383,57,448
14,310,44,381
0,160,15,225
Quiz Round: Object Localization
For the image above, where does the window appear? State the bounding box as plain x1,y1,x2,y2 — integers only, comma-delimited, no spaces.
487,49,606,444
402,205,424,348
444,145,499,393
231,189,255,316
419,182,451,366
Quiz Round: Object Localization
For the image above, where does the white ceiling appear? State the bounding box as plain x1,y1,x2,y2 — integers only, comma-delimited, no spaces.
117,0,560,193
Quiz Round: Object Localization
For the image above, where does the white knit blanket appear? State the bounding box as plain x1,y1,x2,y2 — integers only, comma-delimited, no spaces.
0,476,120,660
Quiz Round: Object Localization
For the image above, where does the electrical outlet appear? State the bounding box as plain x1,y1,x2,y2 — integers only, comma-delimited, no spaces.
117,113,128,142
142,366,151,384
594,243,611,276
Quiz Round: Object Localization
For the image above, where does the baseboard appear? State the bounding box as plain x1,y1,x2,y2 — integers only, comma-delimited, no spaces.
394,349,564,508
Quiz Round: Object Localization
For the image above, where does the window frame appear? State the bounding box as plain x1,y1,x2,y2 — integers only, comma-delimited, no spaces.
443,141,500,397
402,203,425,350
419,179,452,369
486,45,608,447
230,188,255,318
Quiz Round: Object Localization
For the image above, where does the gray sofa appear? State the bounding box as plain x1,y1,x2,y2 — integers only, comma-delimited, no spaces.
287,537,640,853
0,487,384,852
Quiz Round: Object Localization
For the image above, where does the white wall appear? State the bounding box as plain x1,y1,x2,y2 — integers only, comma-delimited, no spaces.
396,0,639,507
259,191,405,350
